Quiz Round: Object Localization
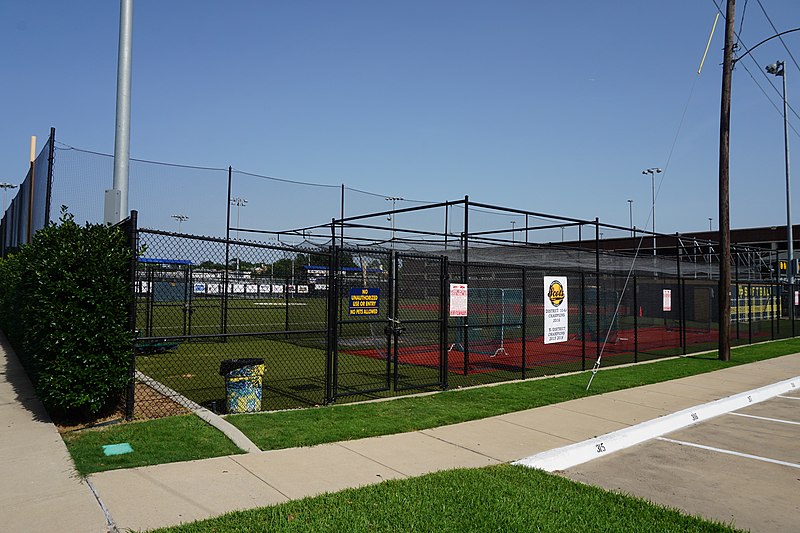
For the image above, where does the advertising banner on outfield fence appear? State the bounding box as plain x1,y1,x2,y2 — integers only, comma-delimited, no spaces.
544,276,568,344
449,283,468,317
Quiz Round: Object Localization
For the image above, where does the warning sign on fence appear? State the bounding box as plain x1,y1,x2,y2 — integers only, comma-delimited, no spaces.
544,276,568,344
349,288,380,316
449,284,468,317
663,289,672,312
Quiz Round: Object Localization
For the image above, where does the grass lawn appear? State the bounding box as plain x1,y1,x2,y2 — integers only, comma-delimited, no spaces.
62,414,243,476
66,337,800,476
148,465,738,533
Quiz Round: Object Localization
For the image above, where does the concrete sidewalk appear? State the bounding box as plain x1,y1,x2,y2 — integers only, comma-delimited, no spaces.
3,332,799,532
0,337,109,532
86,353,800,532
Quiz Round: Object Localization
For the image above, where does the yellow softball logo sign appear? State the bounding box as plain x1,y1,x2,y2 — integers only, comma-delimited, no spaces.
548,280,565,307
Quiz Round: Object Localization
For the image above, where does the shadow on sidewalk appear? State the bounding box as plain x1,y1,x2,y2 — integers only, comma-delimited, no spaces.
0,330,53,424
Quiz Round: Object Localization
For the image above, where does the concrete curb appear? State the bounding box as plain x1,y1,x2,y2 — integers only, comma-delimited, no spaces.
513,375,800,472
135,371,261,454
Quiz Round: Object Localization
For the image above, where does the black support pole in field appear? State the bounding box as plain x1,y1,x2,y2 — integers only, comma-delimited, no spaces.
581,272,586,370
45,127,55,224
633,275,639,363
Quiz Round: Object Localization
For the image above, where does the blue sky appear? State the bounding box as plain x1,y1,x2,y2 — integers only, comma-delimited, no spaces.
1,1,798,240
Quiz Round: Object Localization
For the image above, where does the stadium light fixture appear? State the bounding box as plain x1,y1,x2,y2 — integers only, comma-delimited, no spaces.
642,168,662,256
765,60,793,289
0,182,17,213
171,214,189,233
230,197,248,272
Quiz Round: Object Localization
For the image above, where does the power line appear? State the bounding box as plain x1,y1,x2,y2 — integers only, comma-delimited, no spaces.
754,0,800,72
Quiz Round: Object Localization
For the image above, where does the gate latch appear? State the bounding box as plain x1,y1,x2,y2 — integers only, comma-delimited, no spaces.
384,317,406,336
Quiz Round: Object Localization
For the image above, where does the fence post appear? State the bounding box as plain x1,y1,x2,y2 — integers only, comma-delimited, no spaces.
633,274,638,363
676,233,685,354
595,218,600,363
581,272,586,370
125,210,138,421
440,255,449,389
223,167,232,339
45,127,55,226
521,266,527,380
462,196,470,376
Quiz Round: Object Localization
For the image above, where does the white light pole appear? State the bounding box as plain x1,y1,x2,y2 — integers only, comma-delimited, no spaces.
627,199,633,237
385,196,403,248
230,197,247,272
766,60,793,287
171,214,188,233
642,168,662,256
510,220,516,243
0,183,17,213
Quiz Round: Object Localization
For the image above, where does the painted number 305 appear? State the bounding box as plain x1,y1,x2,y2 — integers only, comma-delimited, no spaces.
595,443,606,453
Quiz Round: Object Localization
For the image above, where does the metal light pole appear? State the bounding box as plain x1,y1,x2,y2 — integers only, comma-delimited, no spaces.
0,183,17,213
171,214,188,233
766,61,793,290
708,217,713,231
627,199,633,237
642,168,662,256
230,197,247,272
510,220,516,243
385,196,403,248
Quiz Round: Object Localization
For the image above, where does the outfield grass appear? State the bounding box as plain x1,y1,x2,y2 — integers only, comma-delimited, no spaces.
66,337,800,476
149,465,738,533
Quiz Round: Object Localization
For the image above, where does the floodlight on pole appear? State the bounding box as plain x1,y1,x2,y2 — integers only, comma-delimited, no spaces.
0,183,17,213
642,168,662,256
385,196,403,248
627,199,633,237
765,60,793,289
230,197,247,272
171,214,189,233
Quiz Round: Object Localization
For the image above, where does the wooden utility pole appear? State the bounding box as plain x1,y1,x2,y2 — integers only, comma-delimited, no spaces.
718,0,736,362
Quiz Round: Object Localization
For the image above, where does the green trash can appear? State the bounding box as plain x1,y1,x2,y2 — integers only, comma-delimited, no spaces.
219,358,265,414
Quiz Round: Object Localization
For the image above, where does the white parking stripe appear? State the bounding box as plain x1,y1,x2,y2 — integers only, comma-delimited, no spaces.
657,437,800,469
729,412,800,426
777,395,800,400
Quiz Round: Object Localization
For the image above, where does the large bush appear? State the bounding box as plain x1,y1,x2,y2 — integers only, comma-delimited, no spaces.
0,211,132,414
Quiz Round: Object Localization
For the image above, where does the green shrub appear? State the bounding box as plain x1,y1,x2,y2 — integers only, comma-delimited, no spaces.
0,211,132,414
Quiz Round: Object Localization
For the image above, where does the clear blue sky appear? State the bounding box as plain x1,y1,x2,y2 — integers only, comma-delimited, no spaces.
1,1,798,239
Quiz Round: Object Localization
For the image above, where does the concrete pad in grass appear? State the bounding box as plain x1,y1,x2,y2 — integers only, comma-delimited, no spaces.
498,405,628,442
337,431,499,476
231,442,406,500
89,455,287,532
421,417,571,462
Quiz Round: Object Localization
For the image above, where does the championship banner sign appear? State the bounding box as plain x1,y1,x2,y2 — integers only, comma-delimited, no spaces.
663,289,672,312
544,276,568,344
349,288,380,316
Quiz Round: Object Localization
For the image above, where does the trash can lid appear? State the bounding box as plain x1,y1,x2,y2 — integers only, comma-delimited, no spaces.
219,358,265,376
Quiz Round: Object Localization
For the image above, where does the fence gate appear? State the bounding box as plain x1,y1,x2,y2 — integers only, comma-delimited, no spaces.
392,253,447,391
331,250,446,400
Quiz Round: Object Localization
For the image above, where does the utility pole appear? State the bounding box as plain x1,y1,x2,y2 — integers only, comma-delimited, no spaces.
717,0,736,362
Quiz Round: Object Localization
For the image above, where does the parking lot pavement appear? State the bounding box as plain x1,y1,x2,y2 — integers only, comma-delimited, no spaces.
562,388,800,533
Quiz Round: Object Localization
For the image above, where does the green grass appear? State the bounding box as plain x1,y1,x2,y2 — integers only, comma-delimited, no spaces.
227,338,800,451
69,338,800,475
148,465,738,533
62,414,243,476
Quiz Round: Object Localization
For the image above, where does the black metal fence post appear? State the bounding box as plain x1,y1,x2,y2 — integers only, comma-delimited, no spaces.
633,274,639,363
125,210,139,420
462,196,470,376
595,218,600,362
440,255,449,389
521,266,528,379
581,272,586,370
